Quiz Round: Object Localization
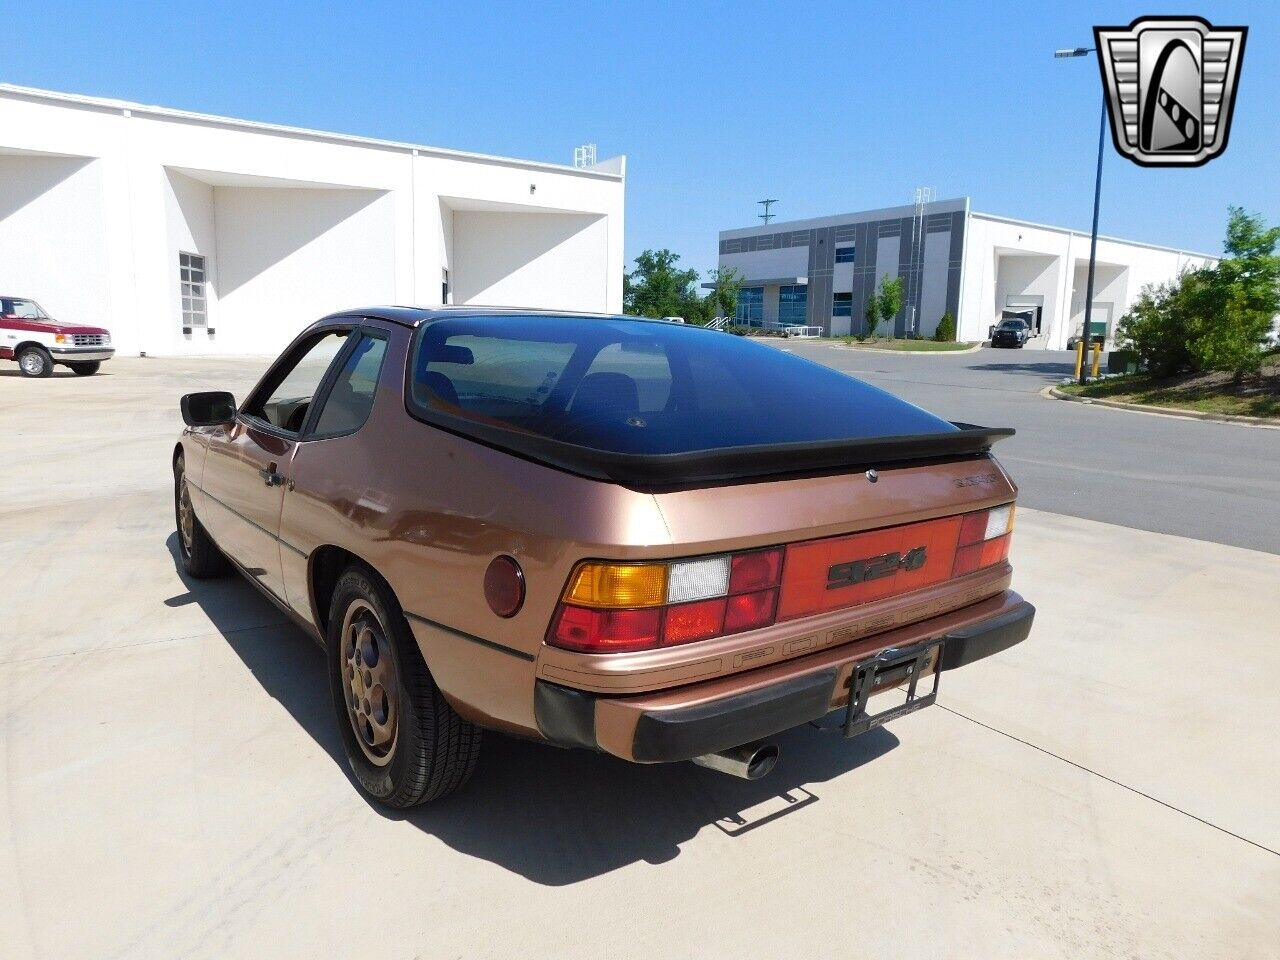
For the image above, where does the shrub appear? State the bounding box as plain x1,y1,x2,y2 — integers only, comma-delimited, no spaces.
1116,207,1280,381
1116,277,1194,378
934,311,956,342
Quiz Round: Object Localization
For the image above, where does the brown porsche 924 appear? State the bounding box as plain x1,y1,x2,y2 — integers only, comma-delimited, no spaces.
175,308,1033,807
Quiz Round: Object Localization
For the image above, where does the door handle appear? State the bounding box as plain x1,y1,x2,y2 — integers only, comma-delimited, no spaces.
258,464,286,487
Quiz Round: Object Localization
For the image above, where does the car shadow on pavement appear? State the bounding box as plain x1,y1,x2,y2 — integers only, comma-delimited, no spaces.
0,368,90,378
964,359,1078,382
165,533,900,886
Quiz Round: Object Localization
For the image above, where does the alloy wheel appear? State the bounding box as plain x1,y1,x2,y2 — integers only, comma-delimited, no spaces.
177,475,194,557
340,599,399,766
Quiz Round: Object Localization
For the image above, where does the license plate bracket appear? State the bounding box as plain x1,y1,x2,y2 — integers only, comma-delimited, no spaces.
842,639,942,738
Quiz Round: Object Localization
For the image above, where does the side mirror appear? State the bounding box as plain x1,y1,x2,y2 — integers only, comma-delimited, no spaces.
181,391,236,427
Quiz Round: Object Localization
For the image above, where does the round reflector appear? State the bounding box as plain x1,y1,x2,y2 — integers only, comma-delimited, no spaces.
484,555,525,618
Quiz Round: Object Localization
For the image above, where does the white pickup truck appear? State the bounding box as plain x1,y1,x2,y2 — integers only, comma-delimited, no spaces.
0,296,114,377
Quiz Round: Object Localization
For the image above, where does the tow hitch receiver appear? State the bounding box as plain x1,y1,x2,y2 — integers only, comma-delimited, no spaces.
842,639,942,737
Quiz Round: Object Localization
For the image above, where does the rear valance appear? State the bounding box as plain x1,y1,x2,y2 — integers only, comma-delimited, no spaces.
411,410,1014,488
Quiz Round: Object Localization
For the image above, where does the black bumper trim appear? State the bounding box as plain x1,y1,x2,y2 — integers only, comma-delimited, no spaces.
938,601,1035,671
631,670,839,763
534,599,1034,763
534,680,600,751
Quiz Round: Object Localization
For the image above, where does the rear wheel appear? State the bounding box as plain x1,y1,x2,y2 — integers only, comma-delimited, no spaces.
327,566,481,807
17,346,53,378
174,454,229,578
68,361,101,376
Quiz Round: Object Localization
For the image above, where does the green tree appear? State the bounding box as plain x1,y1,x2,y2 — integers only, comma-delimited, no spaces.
1117,207,1280,380
1184,207,1280,380
864,290,880,337
623,249,702,319
704,266,744,324
876,275,904,338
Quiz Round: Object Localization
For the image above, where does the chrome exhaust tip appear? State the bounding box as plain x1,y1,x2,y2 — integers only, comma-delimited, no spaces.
691,741,780,780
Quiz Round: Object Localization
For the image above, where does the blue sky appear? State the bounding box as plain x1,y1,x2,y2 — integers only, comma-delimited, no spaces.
4,1,1276,277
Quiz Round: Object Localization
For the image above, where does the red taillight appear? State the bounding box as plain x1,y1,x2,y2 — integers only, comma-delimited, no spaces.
663,598,726,645
958,511,988,546
548,547,785,653
548,503,1016,654
551,605,661,652
952,504,1015,578
725,588,778,633
729,549,782,594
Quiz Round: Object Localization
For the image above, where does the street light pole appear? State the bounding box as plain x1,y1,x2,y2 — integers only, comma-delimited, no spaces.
1080,94,1106,385
1055,46,1104,385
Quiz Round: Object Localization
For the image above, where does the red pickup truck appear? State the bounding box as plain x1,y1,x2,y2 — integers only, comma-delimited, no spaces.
1,296,114,377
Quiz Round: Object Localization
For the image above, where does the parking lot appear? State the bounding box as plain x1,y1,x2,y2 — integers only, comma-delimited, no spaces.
2,352,1278,960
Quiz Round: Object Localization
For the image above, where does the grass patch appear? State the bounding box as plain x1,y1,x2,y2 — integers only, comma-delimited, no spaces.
833,337,975,352
1060,366,1280,420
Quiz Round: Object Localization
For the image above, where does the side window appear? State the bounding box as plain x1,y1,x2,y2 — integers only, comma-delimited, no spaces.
310,333,388,436
246,330,349,433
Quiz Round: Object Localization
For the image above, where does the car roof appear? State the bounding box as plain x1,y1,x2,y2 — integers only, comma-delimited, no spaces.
319,305,639,329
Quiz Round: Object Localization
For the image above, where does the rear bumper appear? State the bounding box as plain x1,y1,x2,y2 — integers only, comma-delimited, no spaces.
535,594,1034,763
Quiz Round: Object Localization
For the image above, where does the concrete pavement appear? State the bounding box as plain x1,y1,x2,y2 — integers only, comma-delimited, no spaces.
1,357,1277,959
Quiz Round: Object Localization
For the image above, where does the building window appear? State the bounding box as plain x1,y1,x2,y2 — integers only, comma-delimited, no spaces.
835,245,856,264
180,252,208,332
735,287,763,324
779,285,808,325
832,292,852,317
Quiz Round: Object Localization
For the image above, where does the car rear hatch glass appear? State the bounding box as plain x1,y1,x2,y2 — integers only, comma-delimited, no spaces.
406,315,1012,486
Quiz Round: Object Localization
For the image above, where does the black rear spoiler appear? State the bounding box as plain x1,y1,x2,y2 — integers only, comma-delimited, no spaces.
558,423,1015,487
411,407,1014,488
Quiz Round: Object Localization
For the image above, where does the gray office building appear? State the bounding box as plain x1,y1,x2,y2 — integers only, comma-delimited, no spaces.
716,197,1216,348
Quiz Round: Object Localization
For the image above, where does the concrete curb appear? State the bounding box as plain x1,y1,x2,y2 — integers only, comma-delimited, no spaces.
1044,385,1280,430
826,342,985,356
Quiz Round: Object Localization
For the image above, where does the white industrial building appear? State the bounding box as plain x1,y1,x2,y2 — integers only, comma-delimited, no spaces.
0,85,625,355
718,197,1218,348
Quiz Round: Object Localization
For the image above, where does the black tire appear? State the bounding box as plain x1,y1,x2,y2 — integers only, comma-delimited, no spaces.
174,454,229,578
69,361,101,376
327,565,481,807
17,345,53,378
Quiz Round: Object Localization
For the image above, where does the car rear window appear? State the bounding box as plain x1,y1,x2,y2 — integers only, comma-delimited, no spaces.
407,315,954,458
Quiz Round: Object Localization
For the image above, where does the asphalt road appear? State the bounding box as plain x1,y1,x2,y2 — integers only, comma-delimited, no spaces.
780,342,1280,555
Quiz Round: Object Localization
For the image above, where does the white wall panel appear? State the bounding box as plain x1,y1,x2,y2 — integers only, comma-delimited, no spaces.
451,210,607,312
211,187,396,354
0,154,111,331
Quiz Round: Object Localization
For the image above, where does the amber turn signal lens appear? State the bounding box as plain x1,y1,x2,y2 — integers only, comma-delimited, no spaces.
484,555,525,618
565,563,666,608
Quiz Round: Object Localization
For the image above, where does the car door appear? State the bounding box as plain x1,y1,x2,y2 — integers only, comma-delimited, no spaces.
277,326,392,620
199,326,354,601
